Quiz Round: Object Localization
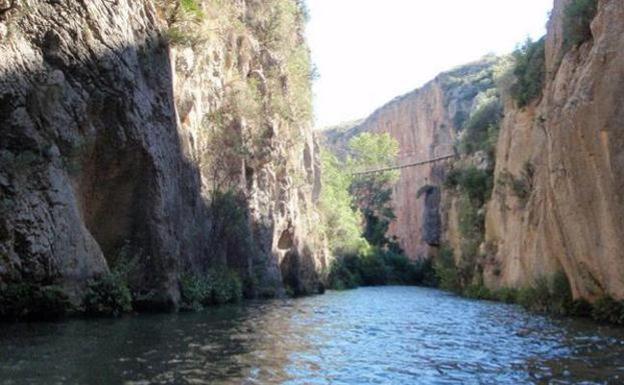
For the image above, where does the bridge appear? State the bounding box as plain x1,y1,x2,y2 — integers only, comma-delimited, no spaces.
351,154,457,176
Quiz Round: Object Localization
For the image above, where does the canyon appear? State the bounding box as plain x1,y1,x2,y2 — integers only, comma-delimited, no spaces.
0,0,622,319
324,0,624,301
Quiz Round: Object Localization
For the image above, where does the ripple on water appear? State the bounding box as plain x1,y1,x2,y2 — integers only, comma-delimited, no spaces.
1,287,624,384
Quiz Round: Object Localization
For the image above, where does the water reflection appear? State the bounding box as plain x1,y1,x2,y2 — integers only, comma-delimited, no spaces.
1,287,624,384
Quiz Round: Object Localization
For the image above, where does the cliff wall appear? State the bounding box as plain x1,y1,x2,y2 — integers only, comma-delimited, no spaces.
327,0,624,301
485,0,624,299
0,0,327,310
323,58,498,260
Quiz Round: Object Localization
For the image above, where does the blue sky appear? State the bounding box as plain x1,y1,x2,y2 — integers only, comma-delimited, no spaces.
306,0,554,128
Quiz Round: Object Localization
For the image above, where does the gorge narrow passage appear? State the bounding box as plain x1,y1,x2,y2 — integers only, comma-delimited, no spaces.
2,287,624,385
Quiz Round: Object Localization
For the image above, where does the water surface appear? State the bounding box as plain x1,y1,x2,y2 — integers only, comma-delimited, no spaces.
1,287,624,384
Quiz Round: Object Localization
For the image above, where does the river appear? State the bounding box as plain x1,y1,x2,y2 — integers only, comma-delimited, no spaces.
1,287,624,384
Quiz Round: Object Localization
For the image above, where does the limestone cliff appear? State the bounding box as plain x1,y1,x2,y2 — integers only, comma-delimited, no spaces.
322,58,498,260
484,0,624,300
0,0,327,310
325,0,624,302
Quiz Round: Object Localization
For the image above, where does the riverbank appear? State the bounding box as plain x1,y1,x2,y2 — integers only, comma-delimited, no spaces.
433,248,624,326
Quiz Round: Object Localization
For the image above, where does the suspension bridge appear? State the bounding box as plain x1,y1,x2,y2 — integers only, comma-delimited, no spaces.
351,153,457,176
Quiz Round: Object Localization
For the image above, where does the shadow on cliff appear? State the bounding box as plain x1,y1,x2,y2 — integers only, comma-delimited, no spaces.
0,27,320,311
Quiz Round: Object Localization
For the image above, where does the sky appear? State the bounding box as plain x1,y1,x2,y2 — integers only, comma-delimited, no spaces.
306,0,554,129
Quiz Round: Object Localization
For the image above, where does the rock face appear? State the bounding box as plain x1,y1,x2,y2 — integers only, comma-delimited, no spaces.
323,58,498,260
326,0,624,301
485,0,624,300
0,0,328,308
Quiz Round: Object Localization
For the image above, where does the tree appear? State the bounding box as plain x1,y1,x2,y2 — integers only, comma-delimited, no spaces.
347,133,400,249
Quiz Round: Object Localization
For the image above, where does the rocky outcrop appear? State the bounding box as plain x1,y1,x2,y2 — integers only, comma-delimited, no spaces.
323,58,498,260
0,0,327,309
484,0,624,300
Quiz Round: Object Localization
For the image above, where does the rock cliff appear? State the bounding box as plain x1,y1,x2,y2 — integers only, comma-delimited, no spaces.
0,0,327,310
325,0,624,301
323,58,498,260
485,0,624,300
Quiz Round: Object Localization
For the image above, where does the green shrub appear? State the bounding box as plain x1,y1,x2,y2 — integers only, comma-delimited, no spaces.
328,254,362,290
0,283,71,321
327,248,432,290
179,273,212,311
444,166,493,205
179,268,242,310
434,247,462,294
515,272,573,315
211,269,243,305
549,271,574,315
459,98,503,156
83,273,133,317
517,286,543,312
413,258,438,287
493,287,519,304
464,284,493,300
563,0,597,50
499,162,535,206
359,252,389,286
382,251,424,285
591,296,624,325
510,38,546,107
568,299,593,317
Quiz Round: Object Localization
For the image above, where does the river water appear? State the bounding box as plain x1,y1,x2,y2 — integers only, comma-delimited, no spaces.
1,286,624,384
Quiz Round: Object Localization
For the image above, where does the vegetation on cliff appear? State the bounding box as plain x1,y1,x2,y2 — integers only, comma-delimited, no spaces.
563,0,597,50
319,133,435,290
510,38,546,108
0,0,322,320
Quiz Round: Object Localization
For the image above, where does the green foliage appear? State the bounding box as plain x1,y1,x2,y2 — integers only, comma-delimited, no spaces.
212,268,243,304
348,133,400,249
209,190,256,266
319,150,368,255
464,283,493,300
180,0,203,16
499,162,535,206
83,272,133,317
434,247,462,294
179,273,212,311
358,251,390,286
591,296,624,325
459,97,503,156
510,38,546,108
320,132,400,259
0,283,71,321
158,0,206,46
514,272,573,315
179,268,243,310
493,287,519,304
563,0,597,50
568,298,593,317
444,166,493,205
327,248,433,290
327,254,362,290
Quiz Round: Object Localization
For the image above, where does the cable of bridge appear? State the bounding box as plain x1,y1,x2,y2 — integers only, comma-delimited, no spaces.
350,154,457,176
